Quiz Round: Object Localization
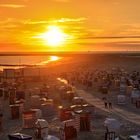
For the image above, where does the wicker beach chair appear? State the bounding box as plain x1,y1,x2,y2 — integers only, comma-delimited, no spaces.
105,131,116,140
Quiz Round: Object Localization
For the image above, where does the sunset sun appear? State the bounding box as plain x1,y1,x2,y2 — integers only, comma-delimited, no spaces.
37,26,67,47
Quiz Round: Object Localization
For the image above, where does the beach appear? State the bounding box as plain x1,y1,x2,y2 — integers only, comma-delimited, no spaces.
0,53,140,140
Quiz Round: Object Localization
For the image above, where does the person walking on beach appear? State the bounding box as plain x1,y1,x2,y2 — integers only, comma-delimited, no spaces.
108,102,112,109
103,97,108,108
104,101,108,108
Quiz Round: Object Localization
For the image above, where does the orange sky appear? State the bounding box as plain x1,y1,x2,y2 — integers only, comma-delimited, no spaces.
0,0,140,52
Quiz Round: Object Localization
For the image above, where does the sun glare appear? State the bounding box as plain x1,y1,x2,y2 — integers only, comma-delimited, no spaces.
49,56,60,61
37,26,67,47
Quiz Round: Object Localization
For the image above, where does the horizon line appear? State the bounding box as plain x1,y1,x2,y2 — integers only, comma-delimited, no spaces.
0,51,140,56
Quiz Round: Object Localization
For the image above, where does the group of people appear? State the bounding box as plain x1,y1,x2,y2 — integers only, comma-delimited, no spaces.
102,97,113,109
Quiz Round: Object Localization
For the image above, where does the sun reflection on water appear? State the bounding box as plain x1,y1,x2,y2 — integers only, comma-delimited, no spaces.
37,56,61,65
49,56,60,61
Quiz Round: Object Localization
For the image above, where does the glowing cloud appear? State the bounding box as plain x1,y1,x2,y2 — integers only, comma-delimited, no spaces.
0,4,26,8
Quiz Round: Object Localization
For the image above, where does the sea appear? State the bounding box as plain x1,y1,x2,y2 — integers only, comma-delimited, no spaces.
1,52,140,71
0,55,60,71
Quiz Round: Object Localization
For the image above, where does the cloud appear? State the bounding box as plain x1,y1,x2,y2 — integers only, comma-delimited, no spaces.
23,20,48,25
52,0,70,2
50,17,86,23
79,36,140,40
73,41,140,52
0,4,26,8
22,17,86,25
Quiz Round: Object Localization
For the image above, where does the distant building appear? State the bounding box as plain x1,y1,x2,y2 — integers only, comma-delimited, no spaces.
1,67,52,83
3,69,15,83
3,69,15,79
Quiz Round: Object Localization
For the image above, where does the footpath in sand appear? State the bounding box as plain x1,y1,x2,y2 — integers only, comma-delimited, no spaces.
58,78,140,126
76,89,140,126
